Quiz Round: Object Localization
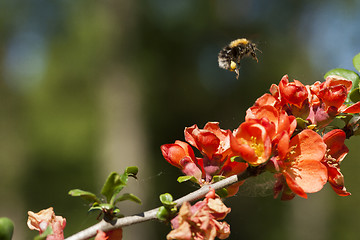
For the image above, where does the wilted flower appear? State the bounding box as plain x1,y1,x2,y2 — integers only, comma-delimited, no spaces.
167,188,231,240
27,207,66,240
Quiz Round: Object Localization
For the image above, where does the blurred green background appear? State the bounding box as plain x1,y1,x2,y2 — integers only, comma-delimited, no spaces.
1,0,360,239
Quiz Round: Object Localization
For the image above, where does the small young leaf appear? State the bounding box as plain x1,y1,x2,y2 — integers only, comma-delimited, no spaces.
88,203,103,212
212,175,226,183
109,184,127,205
98,203,114,211
230,156,246,163
159,193,174,205
156,206,170,221
353,52,360,73
296,117,309,130
216,188,228,198
68,189,101,204
101,172,125,203
349,88,360,103
33,226,53,240
125,166,139,178
177,175,197,183
159,193,177,210
115,193,142,204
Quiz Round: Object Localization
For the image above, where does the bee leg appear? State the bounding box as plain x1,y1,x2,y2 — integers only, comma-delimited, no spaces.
251,52,258,62
235,68,240,79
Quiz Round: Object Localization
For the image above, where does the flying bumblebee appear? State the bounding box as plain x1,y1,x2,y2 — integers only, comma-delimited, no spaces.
218,38,260,79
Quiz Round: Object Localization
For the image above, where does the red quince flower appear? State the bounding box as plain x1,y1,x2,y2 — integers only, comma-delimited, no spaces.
278,75,308,108
231,120,272,166
317,75,351,111
161,122,247,189
95,229,123,240
245,105,297,144
167,188,231,240
314,75,360,114
184,122,234,181
185,122,232,163
254,93,279,108
321,129,351,196
161,140,203,183
273,129,328,199
27,207,66,240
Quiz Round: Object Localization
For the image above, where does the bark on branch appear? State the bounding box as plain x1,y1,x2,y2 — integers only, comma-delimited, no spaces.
65,168,255,240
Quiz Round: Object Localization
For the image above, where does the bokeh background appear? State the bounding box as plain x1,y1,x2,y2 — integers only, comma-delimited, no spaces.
1,0,360,239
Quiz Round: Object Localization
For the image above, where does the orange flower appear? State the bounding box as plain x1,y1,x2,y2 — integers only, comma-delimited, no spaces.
184,122,232,165
161,122,247,188
167,188,231,240
317,75,351,111
27,207,66,240
274,129,328,199
161,140,203,182
322,129,351,196
231,120,272,166
245,105,297,144
278,75,308,108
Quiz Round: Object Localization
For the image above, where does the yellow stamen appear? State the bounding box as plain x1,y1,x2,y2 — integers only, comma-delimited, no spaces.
250,136,264,159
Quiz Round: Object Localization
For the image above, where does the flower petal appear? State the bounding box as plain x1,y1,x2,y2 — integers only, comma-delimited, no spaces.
289,129,326,162
287,160,328,193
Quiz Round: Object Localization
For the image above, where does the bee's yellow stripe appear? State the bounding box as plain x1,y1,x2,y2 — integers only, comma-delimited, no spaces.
229,38,249,48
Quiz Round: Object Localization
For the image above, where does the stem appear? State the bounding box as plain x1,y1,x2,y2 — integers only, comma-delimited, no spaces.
65,168,256,240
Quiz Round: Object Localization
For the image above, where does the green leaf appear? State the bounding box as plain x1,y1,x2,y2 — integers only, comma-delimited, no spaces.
230,156,246,163
125,166,139,178
68,189,101,204
156,206,170,221
0,217,14,240
296,117,308,130
88,202,103,212
212,175,226,183
177,175,197,183
216,188,228,198
33,226,53,240
159,193,174,205
89,203,114,213
159,194,177,212
353,52,360,73
101,172,126,203
349,88,360,103
115,193,142,204
324,68,360,94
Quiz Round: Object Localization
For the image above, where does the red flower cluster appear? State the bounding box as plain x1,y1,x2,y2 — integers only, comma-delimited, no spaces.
162,75,359,200
167,188,231,240
161,122,248,196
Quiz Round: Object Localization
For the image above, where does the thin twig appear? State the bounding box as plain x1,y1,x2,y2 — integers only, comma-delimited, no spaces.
65,169,255,240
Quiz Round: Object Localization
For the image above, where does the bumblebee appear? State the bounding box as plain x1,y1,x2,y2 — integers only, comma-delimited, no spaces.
218,38,259,79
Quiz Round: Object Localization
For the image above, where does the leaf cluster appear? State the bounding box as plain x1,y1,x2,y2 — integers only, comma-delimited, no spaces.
156,193,177,222
68,166,141,221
